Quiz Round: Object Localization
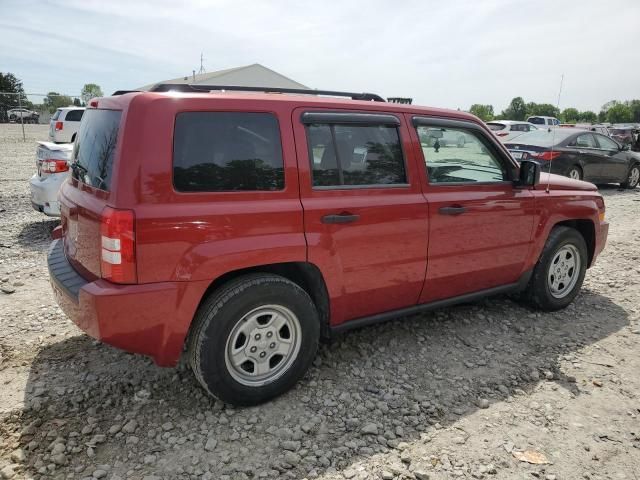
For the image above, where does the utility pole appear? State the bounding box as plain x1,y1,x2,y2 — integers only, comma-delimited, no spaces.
17,92,25,142
198,53,206,74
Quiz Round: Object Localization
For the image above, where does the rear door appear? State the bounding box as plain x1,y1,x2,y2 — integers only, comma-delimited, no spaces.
293,109,429,326
408,116,535,303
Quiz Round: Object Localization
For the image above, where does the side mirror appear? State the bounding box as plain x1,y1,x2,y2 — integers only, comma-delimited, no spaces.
517,159,540,187
619,143,630,151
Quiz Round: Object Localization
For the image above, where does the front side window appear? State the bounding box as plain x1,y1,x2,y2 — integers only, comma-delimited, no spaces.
417,126,507,184
596,134,619,151
306,123,406,187
173,112,284,192
573,133,597,148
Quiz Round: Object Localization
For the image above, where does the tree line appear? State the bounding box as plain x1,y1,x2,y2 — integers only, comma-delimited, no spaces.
0,72,103,118
469,97,640,124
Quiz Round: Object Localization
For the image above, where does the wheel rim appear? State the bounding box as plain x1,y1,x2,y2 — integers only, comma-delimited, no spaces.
547,244,581,299
225,305,302,387
568,168,581,180
628,167,639,186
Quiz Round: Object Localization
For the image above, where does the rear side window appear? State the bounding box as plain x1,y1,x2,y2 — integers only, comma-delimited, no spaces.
51,109,62,121
305,124,406,187
71,109,122,191
173,112,284,192
528,117,544,125
64,109,84,122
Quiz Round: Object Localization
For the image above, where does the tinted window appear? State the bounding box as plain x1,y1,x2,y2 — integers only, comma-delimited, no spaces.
71,109,122,191
417,126,507,184
596,134,619,150
528,117,545,125
573,133,597,148
173,112,284,192
64,109,84,122
306,124,406,187
487,123,505,131
52,109,62,121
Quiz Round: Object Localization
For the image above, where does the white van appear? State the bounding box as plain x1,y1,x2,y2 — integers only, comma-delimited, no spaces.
49,107,86,143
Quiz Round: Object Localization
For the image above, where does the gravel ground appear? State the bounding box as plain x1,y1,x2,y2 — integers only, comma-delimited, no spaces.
1,123,639,480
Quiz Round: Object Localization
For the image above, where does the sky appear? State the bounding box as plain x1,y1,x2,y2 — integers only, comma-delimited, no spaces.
1,0,639,113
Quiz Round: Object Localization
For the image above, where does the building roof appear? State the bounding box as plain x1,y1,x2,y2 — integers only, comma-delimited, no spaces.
138,63,309,91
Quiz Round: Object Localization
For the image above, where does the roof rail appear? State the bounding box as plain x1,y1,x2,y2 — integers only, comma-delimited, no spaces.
148,83,385,102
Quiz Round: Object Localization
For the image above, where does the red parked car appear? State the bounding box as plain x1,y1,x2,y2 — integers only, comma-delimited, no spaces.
49,85,608,405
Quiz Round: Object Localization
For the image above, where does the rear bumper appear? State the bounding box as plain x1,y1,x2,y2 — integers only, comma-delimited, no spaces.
30,173,66,216
48,239,208,366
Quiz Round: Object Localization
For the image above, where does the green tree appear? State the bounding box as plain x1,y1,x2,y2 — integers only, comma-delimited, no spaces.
561,108,580,123
625,99,640,123
607,103,633,124
527,103,560,118
43,92,73,113
0,72,29,120
81,83,103,104
469,104,494,121
578,111,597,123
501,97,527,120
598,110,607,123
73,97,82,107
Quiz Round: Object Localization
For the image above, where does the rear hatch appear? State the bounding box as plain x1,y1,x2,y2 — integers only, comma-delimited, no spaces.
59,108,122,280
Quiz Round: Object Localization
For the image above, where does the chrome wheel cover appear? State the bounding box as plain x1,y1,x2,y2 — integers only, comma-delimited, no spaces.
568,168,581,180
547,244,581,299
225,305,302,387
628,167,639,187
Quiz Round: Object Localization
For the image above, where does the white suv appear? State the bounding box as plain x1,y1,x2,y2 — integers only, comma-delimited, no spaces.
49,107,85,143
526,115,560,127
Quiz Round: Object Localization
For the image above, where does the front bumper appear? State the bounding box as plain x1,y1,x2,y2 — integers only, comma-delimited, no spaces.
47,239,208,366
29,173,66,217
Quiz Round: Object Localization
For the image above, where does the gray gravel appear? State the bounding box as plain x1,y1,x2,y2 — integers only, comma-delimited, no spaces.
1,124,640,479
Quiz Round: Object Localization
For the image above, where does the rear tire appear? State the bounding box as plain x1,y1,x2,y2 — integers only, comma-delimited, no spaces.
566,165,583,181
523,226,588,311
621,164,640,189
188,274,320,406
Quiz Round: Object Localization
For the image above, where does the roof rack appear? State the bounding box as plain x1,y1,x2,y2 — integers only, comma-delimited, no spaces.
148,83,385,102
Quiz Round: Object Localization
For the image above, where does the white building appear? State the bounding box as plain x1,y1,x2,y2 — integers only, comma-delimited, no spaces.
138,63,309,91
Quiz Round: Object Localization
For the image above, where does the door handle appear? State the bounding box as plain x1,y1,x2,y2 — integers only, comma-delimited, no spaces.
439,206,467,215
321,213,360,224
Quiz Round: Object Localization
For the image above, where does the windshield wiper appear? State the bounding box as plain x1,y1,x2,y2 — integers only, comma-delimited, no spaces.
70,162,87,178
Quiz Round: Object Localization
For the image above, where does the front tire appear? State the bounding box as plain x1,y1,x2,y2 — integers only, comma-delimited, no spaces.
566,165,583,181
524,226,588,311
621,164,640,189
188,274,320,406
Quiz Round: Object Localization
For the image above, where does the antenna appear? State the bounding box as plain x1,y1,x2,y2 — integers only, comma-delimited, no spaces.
198,53,206,74
546,73,564,193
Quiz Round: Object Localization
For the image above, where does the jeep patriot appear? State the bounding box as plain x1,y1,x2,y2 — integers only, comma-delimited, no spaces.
48,85,608,405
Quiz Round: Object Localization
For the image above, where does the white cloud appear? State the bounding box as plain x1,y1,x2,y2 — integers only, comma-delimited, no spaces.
1,0,638,112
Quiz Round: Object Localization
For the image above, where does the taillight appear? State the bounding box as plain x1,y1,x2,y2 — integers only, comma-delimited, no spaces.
55,121,63,131
100,207,137,284
41,159,69,173
532,151,562,161
496,132,509,137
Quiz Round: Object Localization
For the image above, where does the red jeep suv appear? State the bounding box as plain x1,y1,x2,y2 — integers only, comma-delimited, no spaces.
48,85,608,405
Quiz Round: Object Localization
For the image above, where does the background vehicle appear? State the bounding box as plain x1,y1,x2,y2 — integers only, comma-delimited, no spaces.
486,120,539,142
609,126,635,146
49,107,85,143
527,115,560,127
7,107,39,124
49,86,608,405
560,123,611,136
30,142,72,216
505,129,640,188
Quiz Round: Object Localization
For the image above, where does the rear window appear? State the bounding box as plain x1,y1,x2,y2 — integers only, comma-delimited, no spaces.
64,109,84,122
70,109,122,191
487,123,505,131
173,112,284,192
527,117,545,125
51,109,62,121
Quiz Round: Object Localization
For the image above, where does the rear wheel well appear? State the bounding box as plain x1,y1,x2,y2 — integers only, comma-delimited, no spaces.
554,219,595,266
196,263,331,339
71,133,76,142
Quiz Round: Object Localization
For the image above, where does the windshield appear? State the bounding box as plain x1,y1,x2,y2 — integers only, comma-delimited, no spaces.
71,109,122,191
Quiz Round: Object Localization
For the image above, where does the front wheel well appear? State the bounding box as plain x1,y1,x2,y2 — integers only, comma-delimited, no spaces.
196,262,331,339
553,219,595,267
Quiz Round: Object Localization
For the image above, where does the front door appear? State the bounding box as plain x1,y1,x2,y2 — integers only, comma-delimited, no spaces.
593,133,629,182
408,116,536,303
293,109,429,326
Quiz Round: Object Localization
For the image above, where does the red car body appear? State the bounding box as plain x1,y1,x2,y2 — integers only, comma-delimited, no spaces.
49,92,608,366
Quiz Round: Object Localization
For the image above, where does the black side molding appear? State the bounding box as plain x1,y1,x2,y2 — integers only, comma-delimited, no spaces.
330,269,533,335
47,239,88,302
